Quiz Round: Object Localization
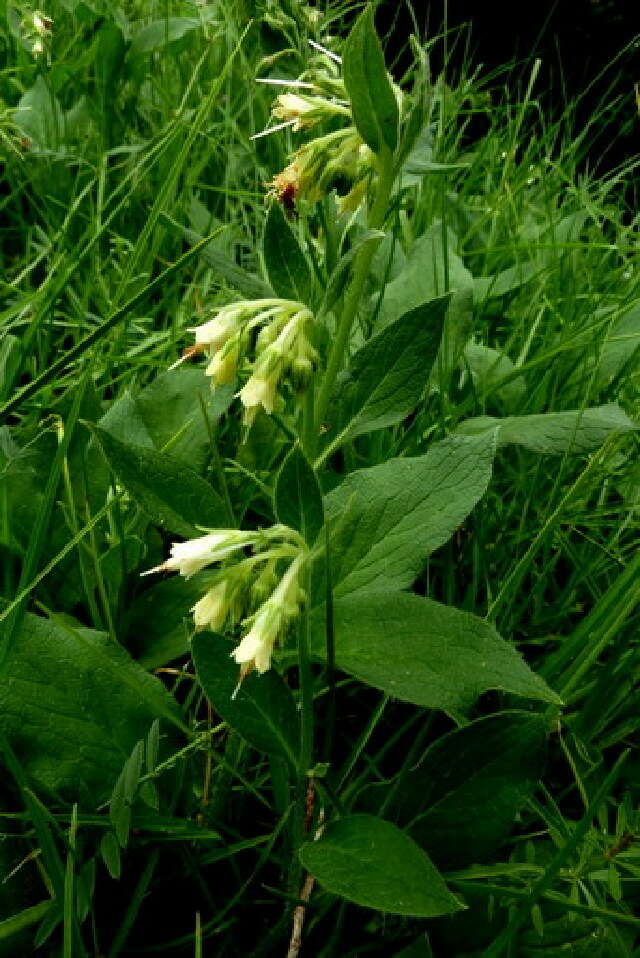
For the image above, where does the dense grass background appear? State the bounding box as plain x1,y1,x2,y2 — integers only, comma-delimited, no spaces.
0,1,639,955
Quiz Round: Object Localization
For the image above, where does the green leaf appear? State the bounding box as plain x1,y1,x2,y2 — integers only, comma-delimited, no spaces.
92,425,228,537
343,8,399,155
321,230,385,314
473,261,540,303
263,204,312,305
99,370,233,472
127,576,208,669
596,302,640,387
0,614,182,805
462,341,526,408
0,901,52,942
324,297,447,451
373,711,547,866
456,404,636,455
99,832,121,880
275,445,324,546
312,593,561,711
129,14,215,55
14,76,64,152
377,223,473,329
192,633,299,767
320,433,496,600
299,814,462,917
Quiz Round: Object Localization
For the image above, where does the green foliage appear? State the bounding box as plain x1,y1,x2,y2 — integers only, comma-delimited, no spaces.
299,814,462,917
342,8,399,154
0,0,638,953
322,296,448,453
320,433,497,598
313,593,560,710
0,615,180,804
263,203,312,304
275,445,324,545
192,633,299,767
92,425,229,537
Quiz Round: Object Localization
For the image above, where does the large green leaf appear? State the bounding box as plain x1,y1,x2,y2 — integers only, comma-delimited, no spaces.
92,425,228,537
299,814,462,917
324,297,447,451
311,593,561,711
0,614,182,805
263,204,311,305
320,433,496,600
322,230,385,314
275,445,324,546
99,370,233,471
457,404,636,454
192,633,299,767
596,303,640,388
377,223,473,329
342,8,399,155
14,76,64,152
368,711,547,866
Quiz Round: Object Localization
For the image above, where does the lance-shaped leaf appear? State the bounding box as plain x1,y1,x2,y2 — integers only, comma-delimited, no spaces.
322,296,447,454
365,711,548,866
299,814,462,917
456,404,636,455
275,445,324,546
311,592,561,711
343,8,399,155
263,203,312,305
192,633,299,767
321,230,385,315
92,425,228,537
319,432,496,600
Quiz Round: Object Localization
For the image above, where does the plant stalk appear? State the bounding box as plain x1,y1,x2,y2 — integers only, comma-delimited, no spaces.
313,148,395,444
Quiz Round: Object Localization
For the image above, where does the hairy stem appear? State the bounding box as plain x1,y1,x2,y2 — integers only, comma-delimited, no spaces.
312,147,395,445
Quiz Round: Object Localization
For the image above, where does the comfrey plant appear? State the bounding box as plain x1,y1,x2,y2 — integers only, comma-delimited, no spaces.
128,9,581,948
4,3,637,955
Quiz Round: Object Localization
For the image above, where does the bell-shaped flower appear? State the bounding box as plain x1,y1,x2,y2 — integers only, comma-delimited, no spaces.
192,581,230,633
231,552,306,676
142,531,257,579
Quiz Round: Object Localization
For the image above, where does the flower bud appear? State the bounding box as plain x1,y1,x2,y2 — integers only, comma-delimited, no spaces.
192,581,229,632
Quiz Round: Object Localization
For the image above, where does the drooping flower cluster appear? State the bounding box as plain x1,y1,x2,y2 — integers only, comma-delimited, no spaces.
22,9,53,58
255,59,375,212
175,298,317,426
142,525,307,676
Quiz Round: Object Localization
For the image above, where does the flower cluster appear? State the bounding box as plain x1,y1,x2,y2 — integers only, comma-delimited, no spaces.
23,9,53,58
142,525,307,676
176,298,317,426
269,127,373,213
255,61,375,212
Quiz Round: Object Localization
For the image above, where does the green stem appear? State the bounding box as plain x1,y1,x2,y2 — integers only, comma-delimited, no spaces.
289,573,314,900
313,148,395,444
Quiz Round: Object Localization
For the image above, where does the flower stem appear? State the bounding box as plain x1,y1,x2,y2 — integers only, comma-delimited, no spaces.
312,147,395,445
288,570,314,899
